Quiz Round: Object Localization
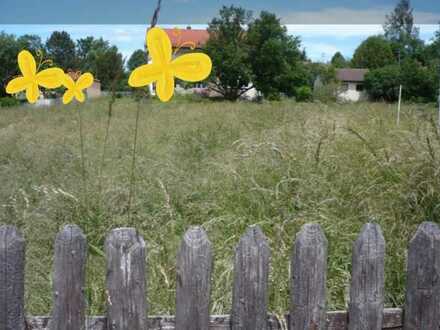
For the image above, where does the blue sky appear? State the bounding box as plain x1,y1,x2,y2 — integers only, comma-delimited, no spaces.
1,0,439,61
1,0,440,24
0,24,438,62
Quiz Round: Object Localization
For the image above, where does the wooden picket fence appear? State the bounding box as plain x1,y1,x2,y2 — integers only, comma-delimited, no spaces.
0,221,439,330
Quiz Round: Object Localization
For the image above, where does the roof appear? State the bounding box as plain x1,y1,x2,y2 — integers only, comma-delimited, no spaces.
336,69,369,82
164,28,209,49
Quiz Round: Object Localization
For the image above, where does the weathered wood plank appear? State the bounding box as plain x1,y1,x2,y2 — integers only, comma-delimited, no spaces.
231,225,270,330
25,309,404,330
348,223,385,330
0,225,25,330
404,222,440,330
48,225,87,330
175,226,213,330
105,228,147,330
290,223,328,330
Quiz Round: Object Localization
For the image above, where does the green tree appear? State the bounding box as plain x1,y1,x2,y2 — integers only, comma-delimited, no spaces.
400,59,437,102
17,35,44,56
127,49,148,72
424,25,440,67
365,60,437,103
330,52,347,68
77,37,125,90
205,5,253,101
352,36,395,69
364,65,401,102
0,32,19,97
45,31,77,69
384,0,419,41
247,11,308,99
383,0,424,61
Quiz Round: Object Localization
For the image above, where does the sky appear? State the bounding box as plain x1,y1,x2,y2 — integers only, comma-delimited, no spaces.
0,0,439,62
1,24,438,62
1,0,440,24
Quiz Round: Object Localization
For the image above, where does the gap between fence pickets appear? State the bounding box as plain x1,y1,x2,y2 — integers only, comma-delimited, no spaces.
25,308,403,330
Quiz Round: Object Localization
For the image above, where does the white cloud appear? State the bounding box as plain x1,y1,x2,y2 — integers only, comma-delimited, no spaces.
280,7,440,24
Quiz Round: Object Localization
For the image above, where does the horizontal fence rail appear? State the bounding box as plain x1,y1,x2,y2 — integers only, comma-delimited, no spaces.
0,222,439,330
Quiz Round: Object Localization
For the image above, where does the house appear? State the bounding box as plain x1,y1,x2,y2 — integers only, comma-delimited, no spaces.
67,70,102,99
149,27,258,100
336,68,369,102
148,27,210,96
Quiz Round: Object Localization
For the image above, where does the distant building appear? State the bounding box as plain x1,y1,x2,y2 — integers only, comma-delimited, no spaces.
86,80,102,99
336,68,369,102
67,70,102,99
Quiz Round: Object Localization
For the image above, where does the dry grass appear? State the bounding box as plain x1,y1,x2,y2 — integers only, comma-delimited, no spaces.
0,97,439,315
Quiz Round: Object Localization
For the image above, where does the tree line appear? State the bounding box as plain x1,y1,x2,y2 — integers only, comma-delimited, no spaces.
331,0,440,103
0,32,125,98
1,0,439,103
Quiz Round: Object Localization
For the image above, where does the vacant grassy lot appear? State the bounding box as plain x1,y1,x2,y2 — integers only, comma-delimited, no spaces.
0,97,439,315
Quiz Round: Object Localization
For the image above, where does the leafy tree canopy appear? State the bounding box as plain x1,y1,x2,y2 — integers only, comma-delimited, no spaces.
127,49,148,72
246,11,308,99
46,31,77,70
205,5,253,101
331,52,348,68
352,36,395,69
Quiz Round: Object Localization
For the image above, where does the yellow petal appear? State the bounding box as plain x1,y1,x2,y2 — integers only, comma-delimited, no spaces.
76,73,94,90
62,74,76,90
155,73,174,102
147,27,172,65
36,68,65,88
62,90,75,104
75,90,85,103
6,77,29,94
128,63,163,87
26,83,39,104
18,50,36,77
171,53,212,82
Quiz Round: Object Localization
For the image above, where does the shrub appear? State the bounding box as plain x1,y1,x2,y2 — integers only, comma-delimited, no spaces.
295,86,313,102
0,97,20,108
313,82,338,103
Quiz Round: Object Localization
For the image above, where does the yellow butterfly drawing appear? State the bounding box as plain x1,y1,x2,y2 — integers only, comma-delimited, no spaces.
6,50,65,104
128,27,212,102
62,72,94,104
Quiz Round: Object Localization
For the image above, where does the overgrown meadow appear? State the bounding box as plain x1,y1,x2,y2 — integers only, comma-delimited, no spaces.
0,97,439,316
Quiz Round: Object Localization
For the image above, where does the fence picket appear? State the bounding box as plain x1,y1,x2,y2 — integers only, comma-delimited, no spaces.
231,225,270,330
348,223,385,330
48,225,87,330
175,226,212,330
290,223,327,330
105,228,147,330
0,226,25,330
404,222,440,330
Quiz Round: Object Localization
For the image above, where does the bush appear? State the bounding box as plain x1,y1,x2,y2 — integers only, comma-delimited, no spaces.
364,65,401,102
313,82,338,103
295,86,313,102
0,97,20,108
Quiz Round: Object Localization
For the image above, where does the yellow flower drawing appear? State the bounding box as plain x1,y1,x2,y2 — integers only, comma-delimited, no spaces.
6,50,65,104
129,27,212,102
62,72,94,104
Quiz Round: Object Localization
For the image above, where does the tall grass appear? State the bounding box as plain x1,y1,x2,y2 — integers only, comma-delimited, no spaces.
0,98,439,315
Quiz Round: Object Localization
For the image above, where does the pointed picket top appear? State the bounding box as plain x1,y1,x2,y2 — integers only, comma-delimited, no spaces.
348,223,385,330
404,221,440,330
231,225,270,330
0,225,25,330
290,223,328,330
176,226,212,330
49,225,87,330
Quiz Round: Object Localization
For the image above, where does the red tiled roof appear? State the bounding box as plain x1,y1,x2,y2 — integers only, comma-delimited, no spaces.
336,69,369,82
164,28,209,49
